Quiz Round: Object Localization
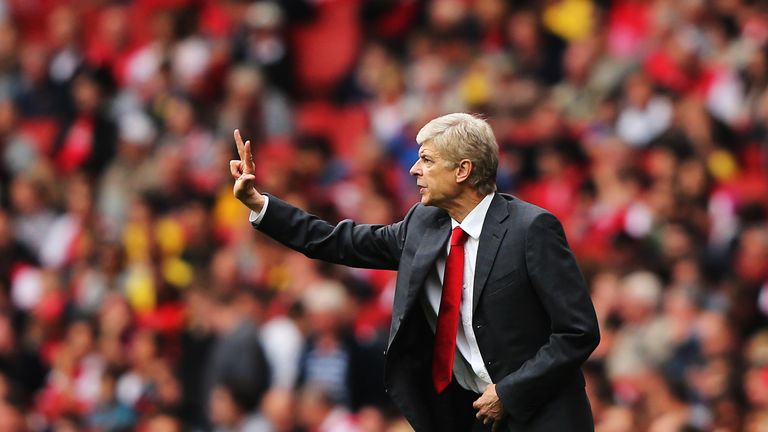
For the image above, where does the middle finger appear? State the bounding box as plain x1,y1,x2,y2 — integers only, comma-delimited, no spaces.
230,160,243,179
234,129,245,160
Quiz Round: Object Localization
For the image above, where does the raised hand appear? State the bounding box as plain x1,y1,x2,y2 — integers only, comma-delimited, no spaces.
230,129,265,212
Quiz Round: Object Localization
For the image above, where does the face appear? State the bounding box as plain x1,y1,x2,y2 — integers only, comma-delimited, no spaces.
409,140,460,208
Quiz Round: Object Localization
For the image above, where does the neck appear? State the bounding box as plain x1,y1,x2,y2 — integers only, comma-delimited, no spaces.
444,189,486,222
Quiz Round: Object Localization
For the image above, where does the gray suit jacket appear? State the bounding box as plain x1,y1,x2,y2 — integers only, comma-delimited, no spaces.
256,193,600,431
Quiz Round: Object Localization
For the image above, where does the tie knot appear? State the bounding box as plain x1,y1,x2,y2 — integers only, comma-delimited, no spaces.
450,226,468,246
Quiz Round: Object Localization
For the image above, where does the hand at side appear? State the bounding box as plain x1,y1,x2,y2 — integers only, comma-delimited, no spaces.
473,384,506,431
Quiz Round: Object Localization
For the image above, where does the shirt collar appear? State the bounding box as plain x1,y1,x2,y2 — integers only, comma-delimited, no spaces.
451,193,495,240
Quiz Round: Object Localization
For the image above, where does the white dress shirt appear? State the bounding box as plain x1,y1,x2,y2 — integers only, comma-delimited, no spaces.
251,193,495,392
421,193,495,393
248,195,271,224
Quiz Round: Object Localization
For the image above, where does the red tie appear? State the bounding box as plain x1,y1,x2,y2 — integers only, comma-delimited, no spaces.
432,226,469,393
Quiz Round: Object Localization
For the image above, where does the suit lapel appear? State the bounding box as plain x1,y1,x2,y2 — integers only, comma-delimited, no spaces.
473,194,509,312
388,211,450,351
407,212,451,306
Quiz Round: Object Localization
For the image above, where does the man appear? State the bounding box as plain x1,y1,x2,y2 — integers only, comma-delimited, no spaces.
230,113,600,431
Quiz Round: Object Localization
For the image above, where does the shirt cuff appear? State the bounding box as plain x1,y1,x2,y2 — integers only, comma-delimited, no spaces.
248,195,270,226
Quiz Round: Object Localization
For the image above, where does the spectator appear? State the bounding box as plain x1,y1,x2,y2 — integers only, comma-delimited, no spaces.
297,280,386,411
87,368,136,432
616,72,673,148
9,173,56,257
297,385,359,432
205,290,271,423
209,381,271,432
52,65,117,178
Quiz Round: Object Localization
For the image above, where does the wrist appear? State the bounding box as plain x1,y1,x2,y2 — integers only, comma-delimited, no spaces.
245,193,266,213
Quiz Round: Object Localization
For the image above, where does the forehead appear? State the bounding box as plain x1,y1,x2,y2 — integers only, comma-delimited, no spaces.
418,140,439,155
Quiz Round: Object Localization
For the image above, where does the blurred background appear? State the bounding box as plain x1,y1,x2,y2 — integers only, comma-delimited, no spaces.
0,0,767,431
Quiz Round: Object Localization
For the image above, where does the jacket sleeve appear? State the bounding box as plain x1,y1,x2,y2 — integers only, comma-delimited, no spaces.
254,194,411,270
495,212,600,422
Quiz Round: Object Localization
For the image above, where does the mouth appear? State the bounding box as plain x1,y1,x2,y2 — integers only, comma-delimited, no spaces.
417,186,426,194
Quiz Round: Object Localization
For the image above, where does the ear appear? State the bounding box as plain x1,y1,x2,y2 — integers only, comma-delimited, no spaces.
455,159,473,184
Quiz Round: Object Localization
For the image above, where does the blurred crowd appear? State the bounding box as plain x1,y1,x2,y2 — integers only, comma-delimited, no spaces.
0,0,767,431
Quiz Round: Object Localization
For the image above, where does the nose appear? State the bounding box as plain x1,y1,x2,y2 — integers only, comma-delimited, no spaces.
410,159,421,176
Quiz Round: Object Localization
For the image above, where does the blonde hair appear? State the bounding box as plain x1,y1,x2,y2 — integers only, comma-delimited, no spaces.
416,113,498,195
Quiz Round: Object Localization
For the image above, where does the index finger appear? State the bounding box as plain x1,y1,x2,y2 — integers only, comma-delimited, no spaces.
234,129,245,160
